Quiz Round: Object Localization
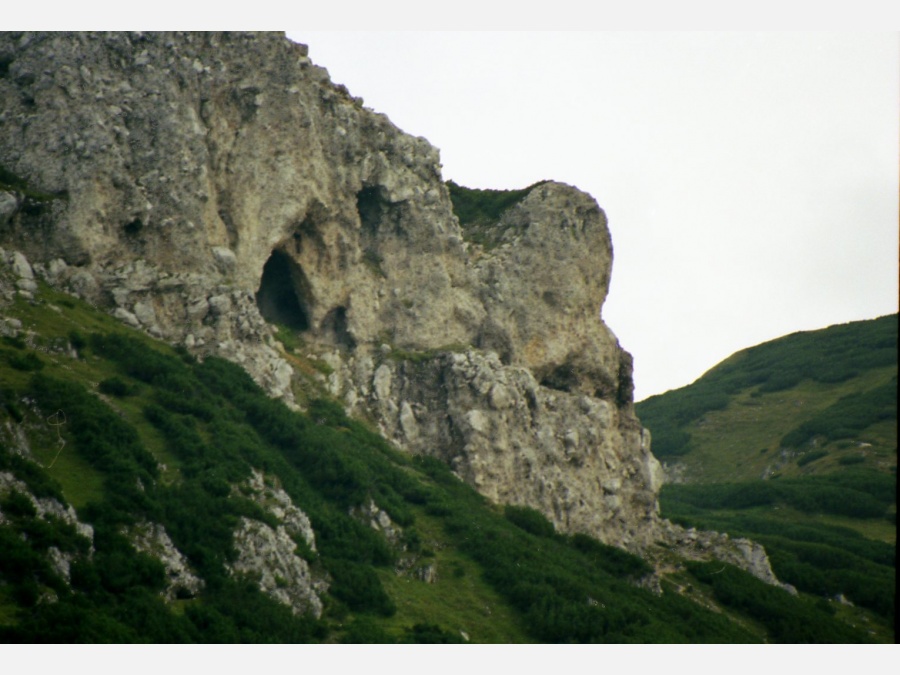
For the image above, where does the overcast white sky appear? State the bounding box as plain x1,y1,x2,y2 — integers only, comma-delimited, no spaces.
285,31,898,402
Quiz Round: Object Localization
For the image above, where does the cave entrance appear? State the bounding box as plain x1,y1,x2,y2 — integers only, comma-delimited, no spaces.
255,249,311,331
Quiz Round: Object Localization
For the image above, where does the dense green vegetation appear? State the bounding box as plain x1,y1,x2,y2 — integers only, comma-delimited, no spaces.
685,561,867,643
662,473,896,621
663,471,895,519
0,281,887,642
643,315,896,641
779,378,896,449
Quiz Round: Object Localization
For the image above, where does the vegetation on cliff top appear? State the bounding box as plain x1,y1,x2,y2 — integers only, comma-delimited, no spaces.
446,180,547,249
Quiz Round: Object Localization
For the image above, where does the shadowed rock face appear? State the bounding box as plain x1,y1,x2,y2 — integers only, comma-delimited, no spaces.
0,33,784,584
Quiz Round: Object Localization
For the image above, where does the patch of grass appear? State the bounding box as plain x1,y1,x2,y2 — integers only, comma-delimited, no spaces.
362,250,385,278
272,324,304,354
374,509,529,643
653,367,897,483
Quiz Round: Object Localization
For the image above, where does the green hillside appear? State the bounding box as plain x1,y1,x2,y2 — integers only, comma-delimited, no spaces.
637,314,897,478
0,282,886,642
637,315,897,641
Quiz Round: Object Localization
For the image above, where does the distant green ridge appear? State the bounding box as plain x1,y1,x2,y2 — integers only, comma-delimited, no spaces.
638,315,896,639
636,314,897,459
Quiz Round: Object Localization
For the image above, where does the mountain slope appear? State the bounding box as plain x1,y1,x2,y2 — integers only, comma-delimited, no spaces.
0,31,889,644
637,314,897,482
636,315,897,641
0,261,877,643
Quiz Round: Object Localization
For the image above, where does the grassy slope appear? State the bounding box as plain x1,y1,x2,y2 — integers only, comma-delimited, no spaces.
635,315,897,640
671,365,896,485
637,314,897,472
0,282,881,642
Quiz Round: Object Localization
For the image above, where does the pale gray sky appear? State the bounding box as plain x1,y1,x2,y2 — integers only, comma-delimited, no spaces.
287,31,898,402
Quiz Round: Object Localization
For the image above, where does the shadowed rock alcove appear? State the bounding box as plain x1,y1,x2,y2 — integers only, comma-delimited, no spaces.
255,249,311,330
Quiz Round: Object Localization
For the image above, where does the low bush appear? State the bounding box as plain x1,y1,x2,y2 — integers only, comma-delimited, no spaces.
325,559,396,617
686,561,868,642
504,505,556,538
797,450,827,467
98,377,134,397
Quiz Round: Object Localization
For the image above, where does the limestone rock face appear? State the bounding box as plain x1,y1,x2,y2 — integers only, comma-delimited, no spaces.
470,184,624,400
240,469,317,554
337,348,661,550
229,517,326,618
226,470,326,617
129,521,205,601
0,31,625,400
0,32,784,586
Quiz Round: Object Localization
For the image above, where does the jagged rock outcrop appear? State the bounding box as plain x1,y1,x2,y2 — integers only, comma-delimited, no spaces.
229,517,325,618
0,471,94,584
352,498,403,546
339,348,660,550
129,521,204,601
0,31,786,587
227,470,326,617
241,469,318,553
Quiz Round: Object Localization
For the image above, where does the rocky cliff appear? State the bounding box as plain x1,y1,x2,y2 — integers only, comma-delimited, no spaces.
0,31,783,583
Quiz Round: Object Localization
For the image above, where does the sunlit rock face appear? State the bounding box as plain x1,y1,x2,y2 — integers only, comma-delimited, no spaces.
0,32,780,582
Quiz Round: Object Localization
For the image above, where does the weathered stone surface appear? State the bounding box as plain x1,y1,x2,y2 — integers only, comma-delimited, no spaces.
225,470,325,616
335,349,661,551
0,32,790,588
241,469,317,552
0,192,19,227
130,521,204,601
228,517,326,618
352,498,403,546
0,32,626,407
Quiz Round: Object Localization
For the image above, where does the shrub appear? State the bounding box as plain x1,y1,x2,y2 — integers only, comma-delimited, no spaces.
0,489,37,519
446,180,546,227
98,377,134,397
325,559,396,616
569,533,653,579
68,330,87,352
838,455,865,466
6,351,43,371
504,505,556,538
686,561,868,642
797,450,827,467
402,623,464,643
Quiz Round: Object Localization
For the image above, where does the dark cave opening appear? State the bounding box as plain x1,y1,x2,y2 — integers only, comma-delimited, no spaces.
255,249,311,331
356,186,385,235
123,218,143,236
